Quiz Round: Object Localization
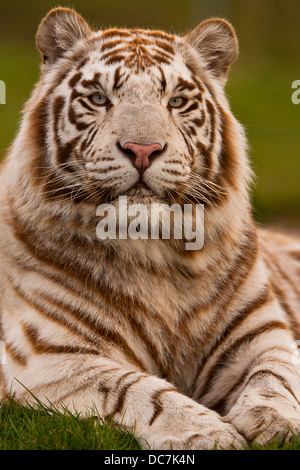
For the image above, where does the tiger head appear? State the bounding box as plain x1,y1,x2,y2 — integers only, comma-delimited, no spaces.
22,7,251,218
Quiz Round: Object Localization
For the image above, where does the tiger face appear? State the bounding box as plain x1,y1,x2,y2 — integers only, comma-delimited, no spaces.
31,8,246,211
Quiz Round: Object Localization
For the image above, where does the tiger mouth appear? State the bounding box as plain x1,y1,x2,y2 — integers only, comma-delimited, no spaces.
130,181,150,191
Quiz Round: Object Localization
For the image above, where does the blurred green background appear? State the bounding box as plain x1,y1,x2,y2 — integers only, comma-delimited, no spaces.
0,0,299,226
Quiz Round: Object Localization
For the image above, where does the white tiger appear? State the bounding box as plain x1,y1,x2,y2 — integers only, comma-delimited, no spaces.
0,8,299,450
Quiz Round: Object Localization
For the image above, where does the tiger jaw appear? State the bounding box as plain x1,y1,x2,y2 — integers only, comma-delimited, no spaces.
89,173,178,206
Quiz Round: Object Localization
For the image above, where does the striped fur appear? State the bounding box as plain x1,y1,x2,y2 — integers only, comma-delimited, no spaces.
0,8,299,449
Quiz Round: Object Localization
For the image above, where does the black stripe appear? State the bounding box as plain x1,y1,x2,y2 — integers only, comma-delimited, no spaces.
112,373,146,415
53,95,65,149
201,287,272,370
214,348,297,413
78,98,96,113
7,276,146,371
68,72,82,88
245,369,300,406
23,323,100,356
149,388,177,426
179,102,199,115
198,320,289,402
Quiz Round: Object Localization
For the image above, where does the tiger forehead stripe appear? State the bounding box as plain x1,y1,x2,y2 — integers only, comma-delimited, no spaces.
99,29,132,39
68,72,82,88
98,35,175,68
99,28,175,41
100,36,175,56
140,30,175,42
87,27,175,46
101,39,124,52
80,72,102,89
101,40,172,59
176,77,197,92
152,39,175,54
113,66,128,91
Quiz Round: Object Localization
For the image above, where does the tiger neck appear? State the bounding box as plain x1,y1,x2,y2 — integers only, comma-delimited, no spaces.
9,169,256,294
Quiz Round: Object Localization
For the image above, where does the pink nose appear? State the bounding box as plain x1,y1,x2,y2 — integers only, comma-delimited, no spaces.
122,142,163,174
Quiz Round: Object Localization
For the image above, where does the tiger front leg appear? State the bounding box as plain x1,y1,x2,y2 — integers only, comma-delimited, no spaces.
190,287,300,447
224,363,300,446
60,362,246,450
220,325,300,446
4,355,245,450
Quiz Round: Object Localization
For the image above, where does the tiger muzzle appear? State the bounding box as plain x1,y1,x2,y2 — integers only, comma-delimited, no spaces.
120,142,165,175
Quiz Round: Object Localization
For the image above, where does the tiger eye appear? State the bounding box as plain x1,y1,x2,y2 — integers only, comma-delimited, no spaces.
168,97,187,108
89,94,108,106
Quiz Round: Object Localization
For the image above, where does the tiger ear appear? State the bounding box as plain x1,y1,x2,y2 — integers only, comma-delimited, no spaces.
36,8,92,66
185,19,239,82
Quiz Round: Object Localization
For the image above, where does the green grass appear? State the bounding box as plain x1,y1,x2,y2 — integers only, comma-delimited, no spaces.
1,397,300,450
0,397,141,450
249,437,300,451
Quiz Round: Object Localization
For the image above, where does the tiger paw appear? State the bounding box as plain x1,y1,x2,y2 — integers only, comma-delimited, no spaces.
225,396,300,446
157,426,246,450
151,413,246,450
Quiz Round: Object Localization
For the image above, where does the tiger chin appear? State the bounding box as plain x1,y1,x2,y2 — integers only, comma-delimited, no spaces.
0,7,299,450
